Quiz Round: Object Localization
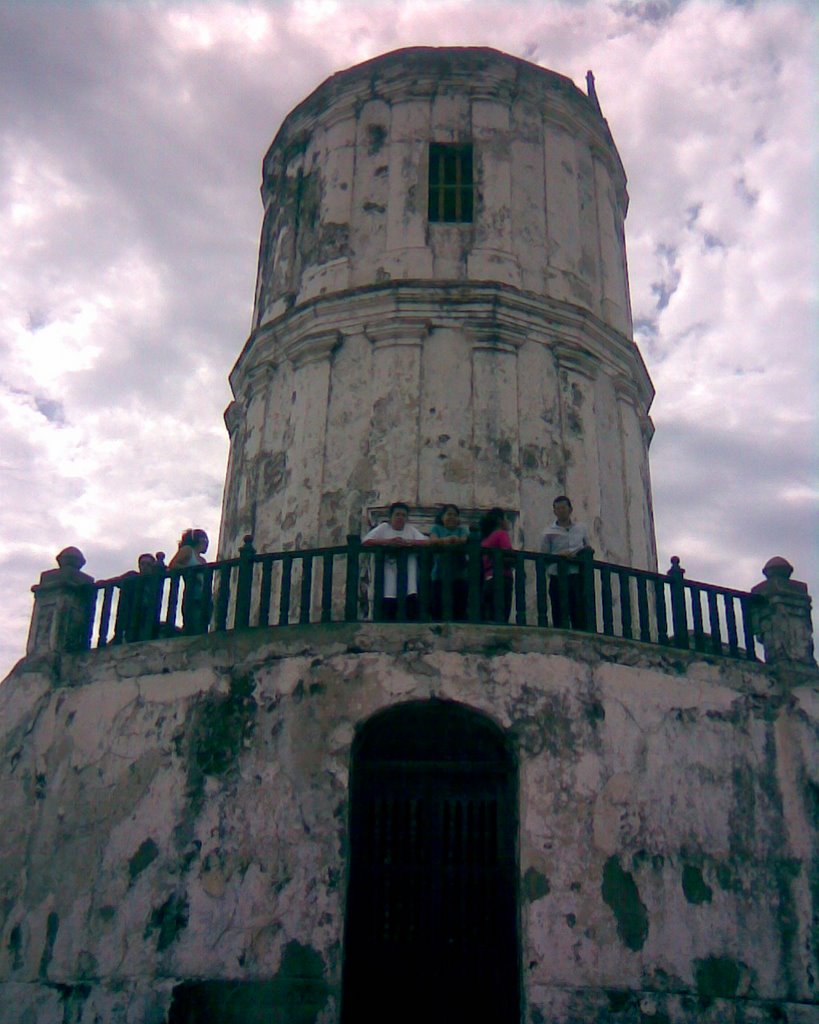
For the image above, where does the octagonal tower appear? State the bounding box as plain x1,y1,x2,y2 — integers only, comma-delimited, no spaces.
3,47,818,1024
219,47,656,568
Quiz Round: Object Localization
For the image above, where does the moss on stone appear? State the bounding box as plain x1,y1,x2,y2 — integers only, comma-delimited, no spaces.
145,892,189,953
38,911,59,978
523,867,551,902
277,939,325,980
601,856,649,951
128,838,159,882
640,1010,670,1024
8,923,22,971
75,950,98,979
803,778,819,825
188,673,257,783
167,941,328,1024
584,699,605,725
53,984,91,1010
682,864,712,904
715,862,733,891
606,989,632,1011
774,858,800,997
693,955,742,998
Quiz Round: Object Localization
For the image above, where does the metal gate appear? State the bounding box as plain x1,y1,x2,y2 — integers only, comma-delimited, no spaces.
341,702,519,1024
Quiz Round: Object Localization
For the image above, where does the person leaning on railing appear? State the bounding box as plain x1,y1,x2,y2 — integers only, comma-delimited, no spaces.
429,503,470,620
362,502,429,621
541,496,591,629
169,528,210,633
112,552,164,642
480,508,514,623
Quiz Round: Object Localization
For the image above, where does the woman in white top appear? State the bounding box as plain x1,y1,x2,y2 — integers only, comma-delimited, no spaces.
362,503,428,620
169,528,209,632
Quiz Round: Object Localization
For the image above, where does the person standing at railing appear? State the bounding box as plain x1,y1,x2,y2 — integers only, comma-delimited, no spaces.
429,504,470,620
541,496,591,629
169,528,210,633
113,552,164,642
480,508,514,623
362,503,428,621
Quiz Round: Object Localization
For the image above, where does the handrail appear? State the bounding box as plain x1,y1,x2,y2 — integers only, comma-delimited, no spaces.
83,537,759,662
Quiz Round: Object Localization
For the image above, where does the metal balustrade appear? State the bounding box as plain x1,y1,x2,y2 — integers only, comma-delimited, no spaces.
85,536,758,661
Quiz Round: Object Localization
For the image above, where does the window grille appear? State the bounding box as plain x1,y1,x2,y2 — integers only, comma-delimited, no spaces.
428,143,474,223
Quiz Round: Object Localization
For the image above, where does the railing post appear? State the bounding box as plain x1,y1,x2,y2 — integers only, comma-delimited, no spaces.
419,546,434,622
555,560,570,629
580,547,596,632
345,534,361,622
395,549,409,621
751,557,818,682
491,548,505,623
467,530,482,623
668,556,689,649
514,552,526,625
26,547,96,657
234,535,255,629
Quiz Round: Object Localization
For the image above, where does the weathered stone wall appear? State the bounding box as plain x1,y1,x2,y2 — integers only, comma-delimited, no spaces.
220,286,656,570
251,48,630,333
1,626,816,1023
218,47,657,570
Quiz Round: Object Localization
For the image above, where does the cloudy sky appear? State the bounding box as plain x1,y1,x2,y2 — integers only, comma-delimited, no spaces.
0,0,815,677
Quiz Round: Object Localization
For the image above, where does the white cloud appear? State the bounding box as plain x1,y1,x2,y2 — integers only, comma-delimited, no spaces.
165,6,275,50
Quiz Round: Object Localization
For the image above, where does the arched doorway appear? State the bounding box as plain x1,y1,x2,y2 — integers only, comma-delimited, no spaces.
341,701,520,1024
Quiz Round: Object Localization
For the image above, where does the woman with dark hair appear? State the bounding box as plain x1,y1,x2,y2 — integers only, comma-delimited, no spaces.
169,528,210,632
429,504,469,620
480,508,513,622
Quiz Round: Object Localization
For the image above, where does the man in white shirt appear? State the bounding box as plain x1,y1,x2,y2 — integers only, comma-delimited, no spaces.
363,502,428,620
541,496,591,629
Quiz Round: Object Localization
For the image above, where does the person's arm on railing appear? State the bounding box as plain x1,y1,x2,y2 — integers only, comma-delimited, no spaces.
362,523,397,547
362,524,429,547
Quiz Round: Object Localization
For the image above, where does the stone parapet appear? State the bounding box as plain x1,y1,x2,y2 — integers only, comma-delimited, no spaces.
26,548,95,658
751,557,818,682
0,616,815,1022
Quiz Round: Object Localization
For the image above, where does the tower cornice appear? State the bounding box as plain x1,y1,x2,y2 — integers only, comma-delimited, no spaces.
230,280,653,412
552,342,602,379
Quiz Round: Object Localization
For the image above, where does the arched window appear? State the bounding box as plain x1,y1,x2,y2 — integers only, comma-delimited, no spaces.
341,700,520,1024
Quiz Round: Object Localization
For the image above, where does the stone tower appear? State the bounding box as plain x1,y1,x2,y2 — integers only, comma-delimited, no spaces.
219,47,657,568
2,46,816,1024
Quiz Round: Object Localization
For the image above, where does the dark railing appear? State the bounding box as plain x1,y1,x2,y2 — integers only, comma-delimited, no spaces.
87,536,759,661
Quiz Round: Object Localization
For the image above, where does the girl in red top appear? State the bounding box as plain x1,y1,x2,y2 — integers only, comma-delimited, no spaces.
480,508,513,622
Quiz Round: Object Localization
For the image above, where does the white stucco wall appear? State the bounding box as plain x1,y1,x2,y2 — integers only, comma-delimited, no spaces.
219,48,657,571
0,627,816,1023
220,289,656,569
252,49,631,332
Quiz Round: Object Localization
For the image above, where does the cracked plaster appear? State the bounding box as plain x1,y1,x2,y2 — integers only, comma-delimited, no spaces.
0,622,816,1021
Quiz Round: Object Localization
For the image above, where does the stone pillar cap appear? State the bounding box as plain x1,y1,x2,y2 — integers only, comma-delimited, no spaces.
33,547,95,591
752,556,808,598
762,556,793,580
56,546,87,571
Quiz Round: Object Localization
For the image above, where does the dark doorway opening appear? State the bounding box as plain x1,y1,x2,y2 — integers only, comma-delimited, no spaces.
341,700,520,1024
